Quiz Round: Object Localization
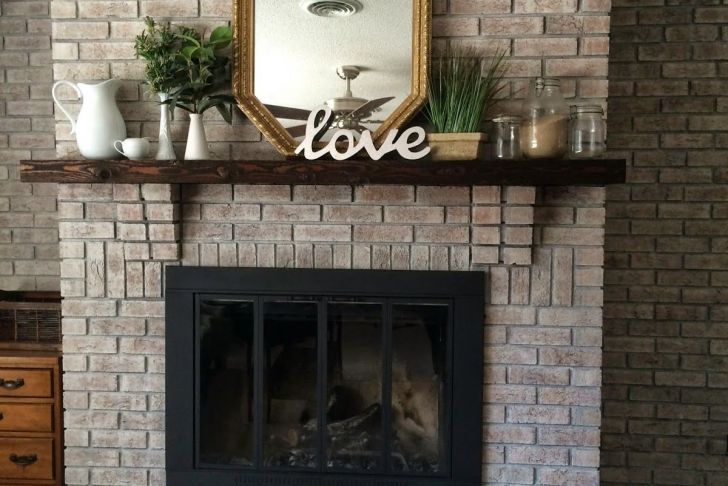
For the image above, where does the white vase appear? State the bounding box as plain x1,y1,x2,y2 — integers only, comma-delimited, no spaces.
184,113,210,160
156,93,177,160
52,79,127,160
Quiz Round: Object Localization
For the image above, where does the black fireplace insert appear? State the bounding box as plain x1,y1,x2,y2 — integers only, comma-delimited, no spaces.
166,267,483,486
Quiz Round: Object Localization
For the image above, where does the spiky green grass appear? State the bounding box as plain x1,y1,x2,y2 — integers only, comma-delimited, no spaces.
425,47,507,133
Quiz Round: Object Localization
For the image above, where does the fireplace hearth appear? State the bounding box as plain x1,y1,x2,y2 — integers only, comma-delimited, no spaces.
166,267,484,486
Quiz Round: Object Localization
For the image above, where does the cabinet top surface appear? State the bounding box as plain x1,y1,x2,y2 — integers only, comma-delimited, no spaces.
0,351,60,363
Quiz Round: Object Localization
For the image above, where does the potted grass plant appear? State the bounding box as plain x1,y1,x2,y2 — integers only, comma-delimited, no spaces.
424,47,507,161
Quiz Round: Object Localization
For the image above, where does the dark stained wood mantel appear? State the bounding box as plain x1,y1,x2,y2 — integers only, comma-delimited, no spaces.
20,158,626,186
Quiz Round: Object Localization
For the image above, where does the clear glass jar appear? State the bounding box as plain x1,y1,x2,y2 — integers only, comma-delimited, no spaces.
491,115,521,159
569,104,606,158
520,78,569,159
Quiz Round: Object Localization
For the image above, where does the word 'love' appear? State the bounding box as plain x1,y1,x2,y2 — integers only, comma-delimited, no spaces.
295,106,430,161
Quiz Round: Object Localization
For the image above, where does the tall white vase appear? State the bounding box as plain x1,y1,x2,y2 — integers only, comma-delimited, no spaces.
184,114,210,160
156,93,177,160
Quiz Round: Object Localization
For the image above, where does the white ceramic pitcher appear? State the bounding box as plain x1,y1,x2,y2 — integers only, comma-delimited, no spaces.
52,79,127,160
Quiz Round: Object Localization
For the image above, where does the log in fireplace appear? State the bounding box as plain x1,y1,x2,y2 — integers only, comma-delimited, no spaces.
166,267,483,485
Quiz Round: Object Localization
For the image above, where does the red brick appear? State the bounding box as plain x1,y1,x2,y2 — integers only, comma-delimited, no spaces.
354,185,413,203
508,445,569,465
508,405,570,425
353,225,412,243
484,425,537,444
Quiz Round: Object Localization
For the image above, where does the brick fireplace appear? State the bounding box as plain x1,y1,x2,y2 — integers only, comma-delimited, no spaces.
56,182,606,485
42,1,614,480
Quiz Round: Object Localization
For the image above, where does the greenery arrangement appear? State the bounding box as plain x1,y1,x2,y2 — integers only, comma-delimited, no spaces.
134,17,185,95
134,17,234,122
165,25,235,121
424,47,507,133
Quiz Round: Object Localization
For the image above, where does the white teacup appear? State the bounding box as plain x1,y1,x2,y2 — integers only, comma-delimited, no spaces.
114,137,150,160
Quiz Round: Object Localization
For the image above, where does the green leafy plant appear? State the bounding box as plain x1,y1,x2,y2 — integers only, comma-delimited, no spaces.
164,25,235,122
134,17,185,95
424,47,507,133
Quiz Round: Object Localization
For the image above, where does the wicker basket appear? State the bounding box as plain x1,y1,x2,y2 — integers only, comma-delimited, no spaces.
0,291,61,349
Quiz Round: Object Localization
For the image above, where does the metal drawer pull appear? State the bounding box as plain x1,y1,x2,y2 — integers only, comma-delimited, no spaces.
9,454,37,466
0,378,24,390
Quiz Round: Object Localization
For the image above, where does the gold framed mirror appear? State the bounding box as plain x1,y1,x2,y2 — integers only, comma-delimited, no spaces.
233,0,431,157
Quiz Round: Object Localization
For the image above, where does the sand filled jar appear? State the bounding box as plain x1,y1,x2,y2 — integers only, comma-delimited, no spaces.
520,78,569,159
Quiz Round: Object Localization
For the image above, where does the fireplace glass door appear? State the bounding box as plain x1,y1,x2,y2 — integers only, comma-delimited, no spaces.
167,268,483,486
263,300,319,469
326,301,384,472
198,299,255,466
196,296,450,475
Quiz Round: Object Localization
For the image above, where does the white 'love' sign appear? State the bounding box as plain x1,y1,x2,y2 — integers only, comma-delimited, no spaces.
295,105,431,161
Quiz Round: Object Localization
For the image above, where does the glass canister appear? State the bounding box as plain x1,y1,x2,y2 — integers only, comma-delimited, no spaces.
520,77,569,159
569,104,606,158
491,115,522,159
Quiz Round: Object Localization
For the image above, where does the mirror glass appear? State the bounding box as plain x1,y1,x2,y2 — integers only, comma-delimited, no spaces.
253,0,413,141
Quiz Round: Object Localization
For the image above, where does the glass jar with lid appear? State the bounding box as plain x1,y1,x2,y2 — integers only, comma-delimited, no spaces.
491,115,521,159
569,104,606,158
520,77,569,159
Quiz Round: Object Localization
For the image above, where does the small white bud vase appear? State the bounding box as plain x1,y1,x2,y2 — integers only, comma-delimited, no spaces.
184,113,210,160
156,93,176,160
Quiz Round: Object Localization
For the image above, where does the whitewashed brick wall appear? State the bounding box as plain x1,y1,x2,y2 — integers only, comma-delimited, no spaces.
0,1,615,484
0,0,59,290
58,183,606,485
49,0,612,159
0,1,612,289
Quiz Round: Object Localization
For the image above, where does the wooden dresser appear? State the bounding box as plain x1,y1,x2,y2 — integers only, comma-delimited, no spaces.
0,352,62,485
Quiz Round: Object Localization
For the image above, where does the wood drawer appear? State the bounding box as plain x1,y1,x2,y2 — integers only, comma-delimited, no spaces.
0,404,52,433
0,438,54,480
0,369,52,398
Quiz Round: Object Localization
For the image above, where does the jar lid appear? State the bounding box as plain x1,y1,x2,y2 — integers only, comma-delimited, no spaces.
492,115,521,123
536,77,561,87
570,104,604,114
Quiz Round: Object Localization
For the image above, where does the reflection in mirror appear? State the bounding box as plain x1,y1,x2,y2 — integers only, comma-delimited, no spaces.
254,0,413,141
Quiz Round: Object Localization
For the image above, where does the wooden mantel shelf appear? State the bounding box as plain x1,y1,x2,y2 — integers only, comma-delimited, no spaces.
20,158,626,186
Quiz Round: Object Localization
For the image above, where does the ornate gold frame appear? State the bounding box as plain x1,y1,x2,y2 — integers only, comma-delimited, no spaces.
232,0,431,157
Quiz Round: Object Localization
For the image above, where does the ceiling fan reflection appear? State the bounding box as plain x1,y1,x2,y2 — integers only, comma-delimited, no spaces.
265,65,394,138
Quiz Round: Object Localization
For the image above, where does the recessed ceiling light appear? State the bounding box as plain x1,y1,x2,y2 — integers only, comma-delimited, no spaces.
299,0,363,18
